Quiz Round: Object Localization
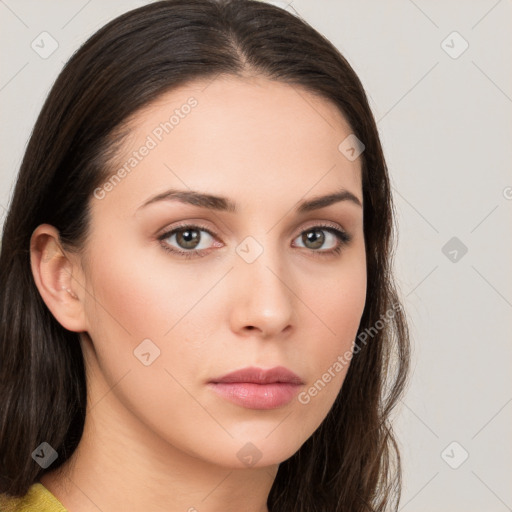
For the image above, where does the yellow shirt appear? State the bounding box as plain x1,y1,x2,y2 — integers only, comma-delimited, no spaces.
0,482,67,511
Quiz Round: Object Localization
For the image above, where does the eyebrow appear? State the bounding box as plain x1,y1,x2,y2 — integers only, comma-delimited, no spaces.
137,187,362,213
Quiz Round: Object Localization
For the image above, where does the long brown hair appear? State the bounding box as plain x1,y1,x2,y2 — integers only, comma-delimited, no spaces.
0,1,410,510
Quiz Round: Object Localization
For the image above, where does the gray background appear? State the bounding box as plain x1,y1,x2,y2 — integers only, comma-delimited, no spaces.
1,1,511,510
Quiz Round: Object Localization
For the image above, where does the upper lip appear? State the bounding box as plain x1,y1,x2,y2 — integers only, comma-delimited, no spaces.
210,366,303,385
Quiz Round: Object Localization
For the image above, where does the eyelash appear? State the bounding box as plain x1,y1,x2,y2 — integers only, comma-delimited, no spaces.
157,222,352,260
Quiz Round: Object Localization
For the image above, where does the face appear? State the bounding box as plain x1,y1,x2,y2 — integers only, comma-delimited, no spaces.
76,74,366,468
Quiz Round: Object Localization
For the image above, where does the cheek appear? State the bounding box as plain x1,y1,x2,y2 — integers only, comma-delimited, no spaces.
80,241,213,430
83,237,186,340
81,237,220,382
296,255,366,411
306,252,367,348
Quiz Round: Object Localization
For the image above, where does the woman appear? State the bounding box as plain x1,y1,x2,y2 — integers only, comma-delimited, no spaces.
0,1,410,510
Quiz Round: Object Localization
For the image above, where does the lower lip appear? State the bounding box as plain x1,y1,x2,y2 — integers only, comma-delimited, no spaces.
207,382,301,409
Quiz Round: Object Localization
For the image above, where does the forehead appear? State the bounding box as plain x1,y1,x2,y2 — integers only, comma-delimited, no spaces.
97,74,363,213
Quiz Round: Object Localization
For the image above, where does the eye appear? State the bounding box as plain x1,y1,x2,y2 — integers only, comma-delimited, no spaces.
158,224,220,259
293,225,352,257
157,223,352,259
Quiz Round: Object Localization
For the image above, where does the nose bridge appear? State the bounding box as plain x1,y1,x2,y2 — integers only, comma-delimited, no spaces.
231,232,295,334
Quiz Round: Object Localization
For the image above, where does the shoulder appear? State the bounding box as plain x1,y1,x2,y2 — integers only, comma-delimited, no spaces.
0,482,67,511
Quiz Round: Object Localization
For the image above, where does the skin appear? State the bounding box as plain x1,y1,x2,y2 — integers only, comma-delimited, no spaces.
31,74,367,512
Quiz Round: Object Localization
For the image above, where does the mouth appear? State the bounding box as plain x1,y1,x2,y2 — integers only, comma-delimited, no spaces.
208,366,304,410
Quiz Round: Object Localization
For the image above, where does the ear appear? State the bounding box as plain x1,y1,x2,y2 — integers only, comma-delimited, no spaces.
30,224,88,333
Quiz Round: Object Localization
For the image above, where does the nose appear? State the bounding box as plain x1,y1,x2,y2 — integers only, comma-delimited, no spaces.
228,246,295,339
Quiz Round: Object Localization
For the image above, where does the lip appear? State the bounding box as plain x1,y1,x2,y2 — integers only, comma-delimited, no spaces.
208,366,304,410
210,366,303,385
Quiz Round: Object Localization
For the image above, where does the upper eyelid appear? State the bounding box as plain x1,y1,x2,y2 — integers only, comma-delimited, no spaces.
158,219,348,238
158,223,216,240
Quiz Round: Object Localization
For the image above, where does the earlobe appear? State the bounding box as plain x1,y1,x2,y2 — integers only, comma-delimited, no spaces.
30,224,88,333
